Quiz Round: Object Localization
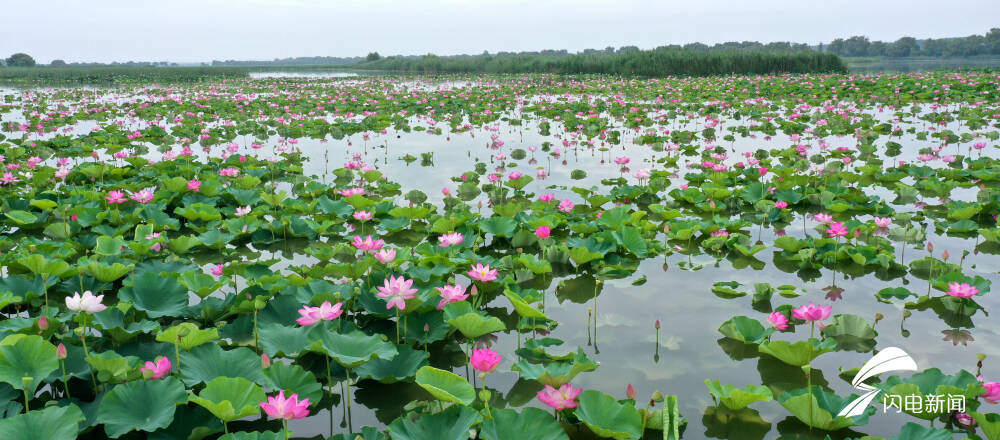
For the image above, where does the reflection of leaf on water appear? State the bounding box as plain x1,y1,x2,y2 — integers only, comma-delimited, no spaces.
354,380,429,425
504,378,545,407
756,355,829,398
820,314,878,353
905,295,979,328
774,416,865,440
701,405,771,440
717,338,760,361
556,275,601,304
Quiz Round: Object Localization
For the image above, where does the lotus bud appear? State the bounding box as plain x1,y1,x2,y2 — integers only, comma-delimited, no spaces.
261,354,271,369
654,319,661,330
626,384,637,400
56,343,67,360
470,285,478,297
423,324,430,333
21,377,33,389
37,316,49,331
927,242,934,252
942,250,950,260
663,224,669,234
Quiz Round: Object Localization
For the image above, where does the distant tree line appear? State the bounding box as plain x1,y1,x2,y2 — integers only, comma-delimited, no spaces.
355,48,846,76
211,56,362,66
826,29,1000,57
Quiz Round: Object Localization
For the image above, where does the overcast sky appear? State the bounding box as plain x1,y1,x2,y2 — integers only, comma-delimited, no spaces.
4,0,998,63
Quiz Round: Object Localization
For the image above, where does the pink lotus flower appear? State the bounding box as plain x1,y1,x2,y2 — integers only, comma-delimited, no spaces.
297,301,344,326
814,213,833,224
467,263,498,282
537,383,583,410
211,264,224,276
826,221,848,238
352,235,385,252
187,179,201,192
235,206,252,217
105,190,127,204
374,248,396,264
873,217,891,227
767,312,789,330
775,201,788,209
538,193,555,202
260,391,310,420
508,172,523,180
758,167,768,176
947,282,979,299
129,189,155,204
340,187,366,197
438,232,463,247
614,156,630,165
141,356,172,380
376,275,418,310
65,291,107,314
792,302,832,322
535,226,551,239
956,413,976,426
982,381,1000,404
470,348,501,373
353,210,373,221
557,199,574,213
219,168,240,177
435,284,469,310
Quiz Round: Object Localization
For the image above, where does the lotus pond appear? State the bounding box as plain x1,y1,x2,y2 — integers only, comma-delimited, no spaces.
0,72,999,440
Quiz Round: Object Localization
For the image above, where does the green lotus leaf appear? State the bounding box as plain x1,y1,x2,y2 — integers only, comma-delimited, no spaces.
704,379,773,410
889,422,953,440
574,389,643,440
261,361,323,405
717,316,772,344
0,334,58,396
970,412,1000,440
443,302,506,339
179,344,264,386
387,404,479,440
777,386,869,431
97,377,188,438
258,322,316,357
0,403,84,440
86,261,132,283
318,330,397,369
820,314,877,352
504,287,547,319
179,271,226,299
329,426,387,440
5,210,37,225
479,216,518,237
480,407,568,440
156,322,219,350
118,272,188,318
190,376,266,422
414,366,475,405
218,431,283,440
511,348,597,387
355,344,428,384
758,338,836,367
16,254,70,277
94,235,126,257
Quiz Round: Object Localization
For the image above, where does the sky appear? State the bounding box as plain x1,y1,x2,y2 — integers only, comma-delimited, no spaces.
3,0,998,64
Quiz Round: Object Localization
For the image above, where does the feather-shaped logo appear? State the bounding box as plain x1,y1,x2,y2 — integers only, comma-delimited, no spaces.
837,347,918,418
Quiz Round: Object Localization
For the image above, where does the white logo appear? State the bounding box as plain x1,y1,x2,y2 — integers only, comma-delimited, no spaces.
837,347,918,418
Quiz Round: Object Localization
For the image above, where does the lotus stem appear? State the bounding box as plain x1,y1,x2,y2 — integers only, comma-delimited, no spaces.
60,359,70,399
